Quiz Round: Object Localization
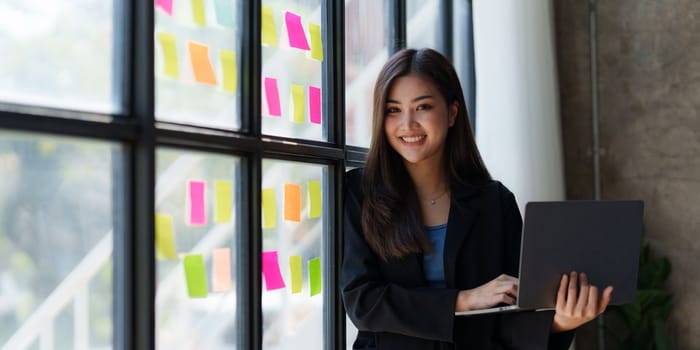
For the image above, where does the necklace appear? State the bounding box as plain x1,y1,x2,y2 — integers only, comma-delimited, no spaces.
426,190,449,205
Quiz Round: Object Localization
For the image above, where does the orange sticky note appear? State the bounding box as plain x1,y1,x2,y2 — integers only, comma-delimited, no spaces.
261,5,278,47
157,32,179,79
307,180,322,219
212,248,232,292
188,41,218,85
192,0,206,26
262,188,277,229
290,84,305,123
308,23,323,61
284,183,301,222
155,213,177,260
219,50,237,94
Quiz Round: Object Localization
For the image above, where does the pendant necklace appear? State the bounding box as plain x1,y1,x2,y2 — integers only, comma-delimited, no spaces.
428,190,449,205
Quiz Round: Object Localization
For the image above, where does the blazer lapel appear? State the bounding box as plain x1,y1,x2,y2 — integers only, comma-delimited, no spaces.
443,185,480,288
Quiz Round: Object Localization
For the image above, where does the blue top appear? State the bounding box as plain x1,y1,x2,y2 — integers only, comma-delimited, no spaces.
423,223,447,288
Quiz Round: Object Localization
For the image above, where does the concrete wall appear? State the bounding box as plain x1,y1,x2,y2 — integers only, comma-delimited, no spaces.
553,1,700,349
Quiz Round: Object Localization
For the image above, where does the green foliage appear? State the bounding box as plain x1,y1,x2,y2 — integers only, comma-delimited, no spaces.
609,243,674,350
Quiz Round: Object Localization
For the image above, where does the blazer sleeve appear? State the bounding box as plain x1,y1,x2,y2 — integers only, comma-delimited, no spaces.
341,170,459,342
495,184,575,350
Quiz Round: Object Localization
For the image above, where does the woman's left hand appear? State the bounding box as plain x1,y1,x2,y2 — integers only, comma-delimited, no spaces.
551,271,613,333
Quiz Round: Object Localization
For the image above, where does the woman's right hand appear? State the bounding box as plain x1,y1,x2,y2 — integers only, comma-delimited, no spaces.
455,274,519,312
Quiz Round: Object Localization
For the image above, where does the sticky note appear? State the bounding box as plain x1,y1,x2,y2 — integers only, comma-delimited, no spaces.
309,86,321,125
192,0,206,26
188,41,218,85
156,0,173,16
308,23,323,61
212,248,232,292
308,257,321,296
214,0,236,28
307,180,322,219
290,84,305,123
289,255,302,294
284,183,301,222
183,254,208,298
155,213,177,260
187,180,207,226
262,188,276,229
262,251,286,290
261,5,278,46
285,11,310,50
156,32,179,79
214,180,232,223
264,77,281,117
219,50,237,93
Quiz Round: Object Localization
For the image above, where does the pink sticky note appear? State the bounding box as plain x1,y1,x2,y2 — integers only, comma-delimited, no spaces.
187,180,207,226
212,248,232,292
155,0,173,16
264,77,281,117
309,86,321,124
262,251,286,291
285,11,310,50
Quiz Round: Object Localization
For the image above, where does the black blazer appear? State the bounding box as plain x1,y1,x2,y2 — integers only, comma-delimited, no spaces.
342,168,574,349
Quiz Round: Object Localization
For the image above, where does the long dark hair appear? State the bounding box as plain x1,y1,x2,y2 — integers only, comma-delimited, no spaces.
361,48,491,260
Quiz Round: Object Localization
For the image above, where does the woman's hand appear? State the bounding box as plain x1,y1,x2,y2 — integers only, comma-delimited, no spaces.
455,274,519,312
551,271,613,333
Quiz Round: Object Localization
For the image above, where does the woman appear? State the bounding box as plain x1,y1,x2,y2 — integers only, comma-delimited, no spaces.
342,48,612,349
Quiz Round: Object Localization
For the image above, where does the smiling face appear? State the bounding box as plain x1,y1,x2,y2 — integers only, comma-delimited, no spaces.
383,74,457,169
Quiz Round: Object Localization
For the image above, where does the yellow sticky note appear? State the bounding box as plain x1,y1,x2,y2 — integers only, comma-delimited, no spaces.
214,180,232,223
261,5,278,46
284,183,301,222
157,32,179,78
289,255,302,294
290,84,305,123
192,0,206,26
308,23,323,61
262,188,276,229
307,180,322,219
155,213,177,260
219,50,237,94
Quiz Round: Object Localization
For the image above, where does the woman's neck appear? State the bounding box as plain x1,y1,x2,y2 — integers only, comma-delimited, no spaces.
404,159,449,200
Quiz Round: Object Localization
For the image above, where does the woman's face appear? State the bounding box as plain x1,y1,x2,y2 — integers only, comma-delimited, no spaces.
383,74,457,168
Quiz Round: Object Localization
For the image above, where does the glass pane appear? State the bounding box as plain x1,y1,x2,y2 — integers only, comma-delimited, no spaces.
0,131,119,349
407,0,439,50
261,0,325,141
155,149,240,349
261,159,327,350
0,1,116,113
155,0,242,130
345,0,388,148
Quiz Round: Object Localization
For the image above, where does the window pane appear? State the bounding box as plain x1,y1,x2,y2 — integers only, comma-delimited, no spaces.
407,0,439,50
261,0,325,141
344,0,387,148
155,0,242,130
0,1,116,113
0,131,119,349
261,159,327,350
155,149,240,349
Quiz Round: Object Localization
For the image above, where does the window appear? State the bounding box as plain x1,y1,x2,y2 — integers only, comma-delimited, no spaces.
0,1,473,349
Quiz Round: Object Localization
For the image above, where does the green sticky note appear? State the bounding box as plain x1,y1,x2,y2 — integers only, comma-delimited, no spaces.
261,5,278,46
289,255,302,294
156,32,179,78
308,257,321,297
183,254,208,298
214,180,232,223
290,84,305,123
262,188,276,229
155,213,177,260
219,50,237,94
308,23,323,61
192,0,206,26
307,180,322,219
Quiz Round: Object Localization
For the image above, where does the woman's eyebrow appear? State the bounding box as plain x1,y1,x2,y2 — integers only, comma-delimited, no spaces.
386,95,433,104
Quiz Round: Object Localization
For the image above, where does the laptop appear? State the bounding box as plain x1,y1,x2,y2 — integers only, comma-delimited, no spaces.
456,200,644,316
